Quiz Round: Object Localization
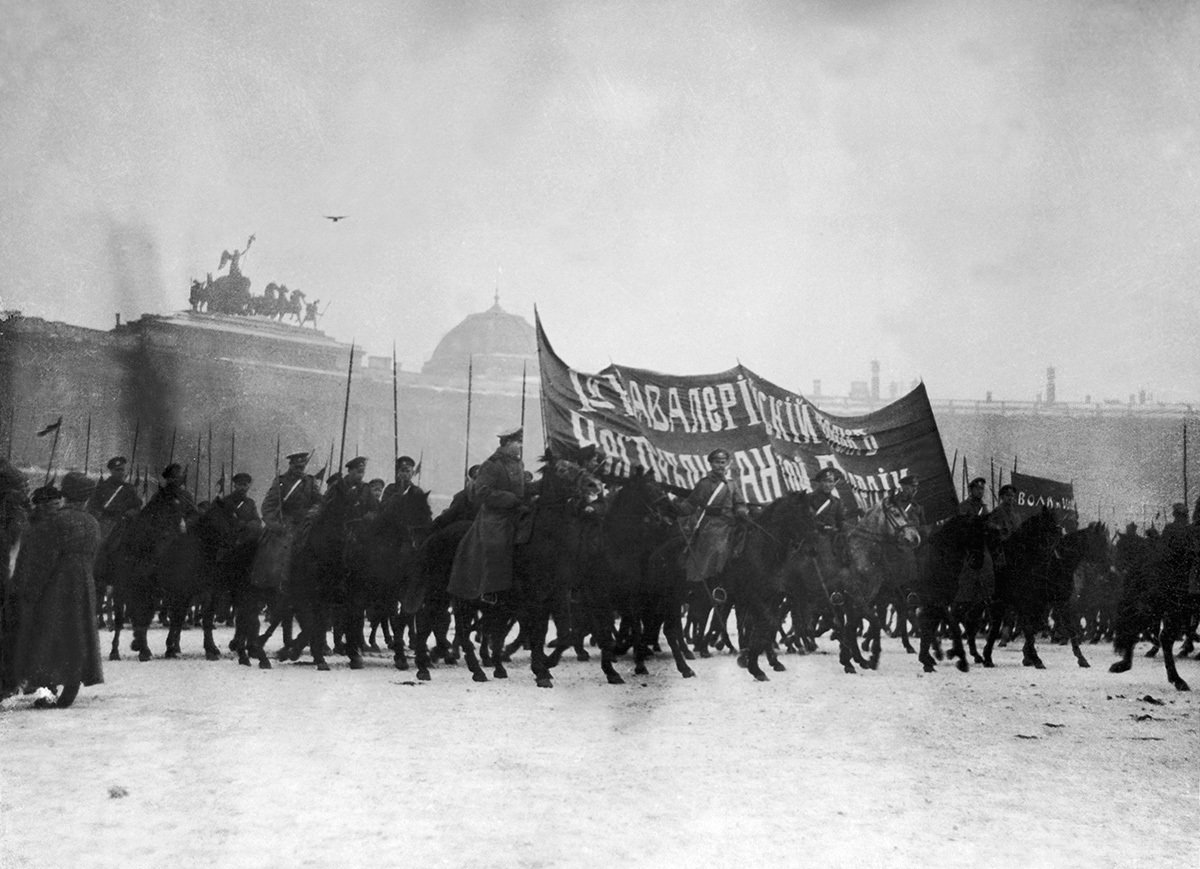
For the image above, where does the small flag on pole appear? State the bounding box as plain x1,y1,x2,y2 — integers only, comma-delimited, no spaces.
37,416,63,437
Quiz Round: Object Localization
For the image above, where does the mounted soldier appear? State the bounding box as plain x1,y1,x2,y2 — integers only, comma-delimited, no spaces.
674,448,748,591
811,466,847,564
448,427,526,602
252,451,321,593
87,456,142,540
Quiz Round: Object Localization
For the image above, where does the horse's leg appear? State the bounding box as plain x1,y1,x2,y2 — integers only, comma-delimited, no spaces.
1062,600,1090,668
834,604,857,674
947,607,969,673
455,603,487,682
202,597,221,660
981,600,1003,667
529,602,553,688
662,595,696,679
412,611,433,681
490,605,510,679
1161,616,1190,691
390,610,409,671
1021,610,1045,669
918,609,940,672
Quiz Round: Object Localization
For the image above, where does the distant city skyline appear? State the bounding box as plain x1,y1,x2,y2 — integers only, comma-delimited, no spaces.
3,2,1198,405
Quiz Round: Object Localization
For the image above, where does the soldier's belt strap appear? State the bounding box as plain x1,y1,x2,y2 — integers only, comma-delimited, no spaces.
102,484,125,511
283,479,304,502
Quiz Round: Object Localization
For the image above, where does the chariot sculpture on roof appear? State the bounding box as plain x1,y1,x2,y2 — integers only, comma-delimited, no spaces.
187,234,325,327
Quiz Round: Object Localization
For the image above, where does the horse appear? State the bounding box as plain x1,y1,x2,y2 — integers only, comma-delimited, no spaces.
838,497,923,671
566,465,679,684
449,453,577,688
913,513,993,673
719,491,819,681
1109,519,1195,690
981,508,1062,669
278,485,374,671
156,504,257,661
1042,520,1110,667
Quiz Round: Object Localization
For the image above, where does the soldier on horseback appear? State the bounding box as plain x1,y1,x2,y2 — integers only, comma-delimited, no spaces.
958,477,990,518
674,448,748,592
87,456,142,537
448,427,526,602
811,466,846,565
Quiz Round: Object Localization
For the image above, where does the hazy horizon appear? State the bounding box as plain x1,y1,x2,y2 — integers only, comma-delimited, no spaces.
3,1,1198,405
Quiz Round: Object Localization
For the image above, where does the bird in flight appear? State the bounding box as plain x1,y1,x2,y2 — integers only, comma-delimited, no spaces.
324,215,348,223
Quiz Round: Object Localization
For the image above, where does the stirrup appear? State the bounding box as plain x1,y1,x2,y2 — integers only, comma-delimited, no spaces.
829,591,845,607
481,592,498,606
709,586,728,605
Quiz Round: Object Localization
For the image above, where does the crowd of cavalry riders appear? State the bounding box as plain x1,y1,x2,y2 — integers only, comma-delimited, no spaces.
1,425,1198,708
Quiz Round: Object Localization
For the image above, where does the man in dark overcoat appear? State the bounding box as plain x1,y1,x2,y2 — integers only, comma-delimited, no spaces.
11,471,103,707
675,448,748,586
87,456,142,538
253,451,321,592
0,459,29,698
448,427,526,600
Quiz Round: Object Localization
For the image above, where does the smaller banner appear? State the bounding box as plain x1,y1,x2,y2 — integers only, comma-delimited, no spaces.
1010,470,1076,523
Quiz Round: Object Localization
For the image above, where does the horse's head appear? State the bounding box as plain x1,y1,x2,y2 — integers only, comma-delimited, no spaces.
861,498,922,550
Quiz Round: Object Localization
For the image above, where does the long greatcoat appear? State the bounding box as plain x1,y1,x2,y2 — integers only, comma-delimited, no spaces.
11,503,104,690
448,449,525,600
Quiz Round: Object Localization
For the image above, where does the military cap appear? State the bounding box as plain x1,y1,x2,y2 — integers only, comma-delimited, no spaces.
162,463,184,481
814,467,842,483
998,484,1016,497
899,474,918,487
31,484,62,504
968,477,987,489
60,471,96,503
395,455,416,469
231,472,252,485
707,448,730,463
106,456,128,471
497,426,523,443
286,451,310,462
345,457,367,471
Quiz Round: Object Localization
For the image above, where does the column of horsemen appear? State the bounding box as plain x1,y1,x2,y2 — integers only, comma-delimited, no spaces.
2,424,1198,704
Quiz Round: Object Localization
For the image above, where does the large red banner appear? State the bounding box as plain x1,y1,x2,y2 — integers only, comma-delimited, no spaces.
536,313,958,521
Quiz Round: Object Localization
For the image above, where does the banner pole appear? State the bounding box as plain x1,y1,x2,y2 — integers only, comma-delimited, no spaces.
463,355,474,481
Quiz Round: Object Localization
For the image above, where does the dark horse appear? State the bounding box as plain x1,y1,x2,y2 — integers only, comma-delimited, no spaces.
156,505,258,661
1109,521,1195,691
568,465,681,684
720,491,819,681
450,454,578,688
914,513,992,674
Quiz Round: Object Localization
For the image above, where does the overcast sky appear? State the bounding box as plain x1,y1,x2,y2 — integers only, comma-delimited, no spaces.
2,0,1198,404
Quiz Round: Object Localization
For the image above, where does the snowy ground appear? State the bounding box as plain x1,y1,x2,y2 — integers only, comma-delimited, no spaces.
1,624,1197,868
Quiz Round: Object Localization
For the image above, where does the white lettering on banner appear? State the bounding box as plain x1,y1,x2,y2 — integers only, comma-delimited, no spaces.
845,466,909,511
735,447,783,502
737,376,762,426
603,374,634,416
702,386,722,431
718,383,739,431
687,389,708,434
626,380,649,428
1017,492,1076,512
667,388,692,433
570,410,597,446
813,414,879,455
643,383,670,432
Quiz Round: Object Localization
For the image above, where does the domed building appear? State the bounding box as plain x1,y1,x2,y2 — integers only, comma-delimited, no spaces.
421,293,536,382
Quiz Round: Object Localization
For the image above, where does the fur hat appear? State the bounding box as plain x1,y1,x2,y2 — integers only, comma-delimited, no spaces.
60,471,96,503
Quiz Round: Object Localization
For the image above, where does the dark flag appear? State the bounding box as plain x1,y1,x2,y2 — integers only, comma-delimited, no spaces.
1010,470,1076,524
536,311,958,521
217,463,226,495
37,416,63,437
